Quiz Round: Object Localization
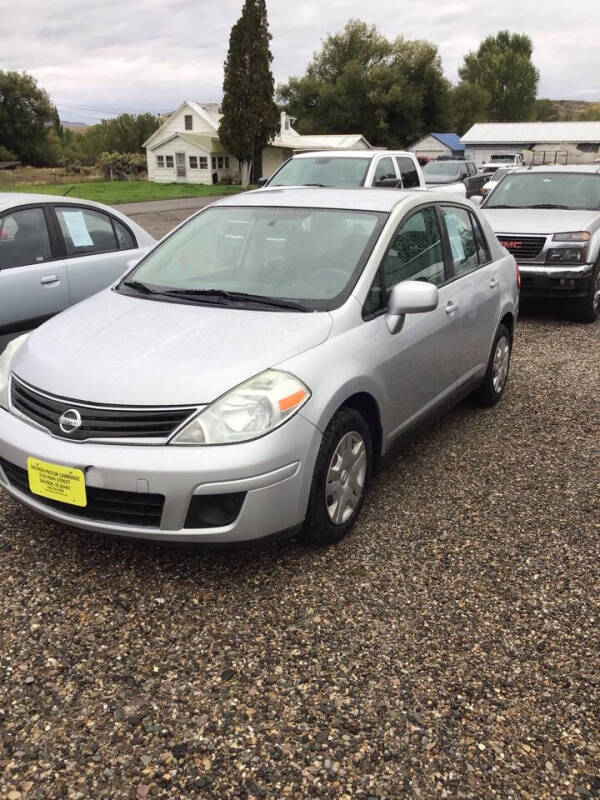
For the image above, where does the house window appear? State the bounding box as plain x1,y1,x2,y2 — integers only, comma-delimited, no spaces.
156,155,164,168
224,156,230,169
184,114,193,131
189,156,198,169
217,156,224,169
199,157,208,169
577,143,599,153
165,155,174,168
211,156,216,169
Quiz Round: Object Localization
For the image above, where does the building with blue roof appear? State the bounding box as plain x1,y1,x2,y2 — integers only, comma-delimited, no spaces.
409,132,465,161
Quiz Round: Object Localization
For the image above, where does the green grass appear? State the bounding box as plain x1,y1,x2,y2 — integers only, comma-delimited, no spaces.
0,181,247,205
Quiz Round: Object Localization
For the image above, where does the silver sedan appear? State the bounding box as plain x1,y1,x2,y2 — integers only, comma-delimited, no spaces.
0,192,155,353
0,188,518,545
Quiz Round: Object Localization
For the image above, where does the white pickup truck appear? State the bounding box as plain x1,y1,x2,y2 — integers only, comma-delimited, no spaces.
481,153,524,173
261,150,428,191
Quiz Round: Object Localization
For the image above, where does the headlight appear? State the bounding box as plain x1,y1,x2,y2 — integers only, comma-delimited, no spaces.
0,334,30,410
171,369,310,445
546,247,587,264
552,232,590,242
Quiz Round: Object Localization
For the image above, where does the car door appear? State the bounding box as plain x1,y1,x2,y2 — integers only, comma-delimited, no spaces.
439,204,501,385
52,204,144,305
363,204,465,440
0,205,69,351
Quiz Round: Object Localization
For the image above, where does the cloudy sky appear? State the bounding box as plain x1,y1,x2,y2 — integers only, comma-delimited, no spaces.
5,0,600,122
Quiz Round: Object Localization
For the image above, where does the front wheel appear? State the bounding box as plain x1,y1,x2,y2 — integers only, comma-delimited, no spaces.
473,324,512,407
302,407,372,545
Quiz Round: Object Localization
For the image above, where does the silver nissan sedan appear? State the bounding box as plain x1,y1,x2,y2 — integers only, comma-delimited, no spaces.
0,188,519,545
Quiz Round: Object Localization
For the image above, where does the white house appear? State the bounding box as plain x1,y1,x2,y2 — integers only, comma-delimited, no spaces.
462,122,600,167
144,101,372,184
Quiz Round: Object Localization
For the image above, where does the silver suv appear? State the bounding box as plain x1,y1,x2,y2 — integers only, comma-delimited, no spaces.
480,165,600,321
0,188,518,545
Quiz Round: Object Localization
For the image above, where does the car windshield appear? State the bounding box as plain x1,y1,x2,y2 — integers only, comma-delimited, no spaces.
268,157,371,188
422,161,461,183
484,172,600,210
121,206,386,311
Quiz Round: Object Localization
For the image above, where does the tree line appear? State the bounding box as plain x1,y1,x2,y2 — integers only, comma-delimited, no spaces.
0,70,159,168
2,13,600,173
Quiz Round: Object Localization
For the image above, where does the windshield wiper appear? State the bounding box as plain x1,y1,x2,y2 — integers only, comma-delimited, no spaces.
121,280,161,295
160,288,310,312
485,204,515,209
520,203,571,209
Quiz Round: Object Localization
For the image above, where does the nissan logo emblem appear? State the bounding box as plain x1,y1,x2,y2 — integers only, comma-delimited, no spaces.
58,408,82,434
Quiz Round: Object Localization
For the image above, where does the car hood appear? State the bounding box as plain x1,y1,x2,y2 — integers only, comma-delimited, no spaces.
13,290,333,406
482,207,599,235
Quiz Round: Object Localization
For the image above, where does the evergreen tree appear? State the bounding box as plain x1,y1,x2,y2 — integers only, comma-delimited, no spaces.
219,0,279,185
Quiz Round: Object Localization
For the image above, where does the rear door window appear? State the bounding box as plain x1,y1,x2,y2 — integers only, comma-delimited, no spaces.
373,157,397,187
440,206,480,276
55,206,119,256
0,207,53,270
395,156,420,188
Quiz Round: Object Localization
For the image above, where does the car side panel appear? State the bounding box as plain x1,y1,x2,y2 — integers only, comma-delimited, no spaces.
65,248,149,306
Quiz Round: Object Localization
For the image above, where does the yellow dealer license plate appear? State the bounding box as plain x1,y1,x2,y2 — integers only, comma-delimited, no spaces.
27,457,87,507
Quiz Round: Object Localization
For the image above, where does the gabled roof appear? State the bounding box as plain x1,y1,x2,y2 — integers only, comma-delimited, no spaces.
462,122,600,144
143,100,220,147
431,133,464,152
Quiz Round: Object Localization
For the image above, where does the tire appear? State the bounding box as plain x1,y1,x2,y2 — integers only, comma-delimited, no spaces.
473,324,512,407
573,262,600,323
302,407,373,545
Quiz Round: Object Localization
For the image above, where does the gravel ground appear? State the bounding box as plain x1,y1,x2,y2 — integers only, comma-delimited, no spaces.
1,278,599,795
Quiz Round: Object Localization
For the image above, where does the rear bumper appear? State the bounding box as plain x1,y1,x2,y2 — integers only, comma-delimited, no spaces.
0,407,322,542
519,262,594,299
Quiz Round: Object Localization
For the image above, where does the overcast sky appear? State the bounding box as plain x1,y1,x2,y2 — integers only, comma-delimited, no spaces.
4,0,600,123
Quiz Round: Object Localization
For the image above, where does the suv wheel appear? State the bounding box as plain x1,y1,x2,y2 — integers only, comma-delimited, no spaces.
302,407,372,545
574,263,600,323
473,324,512,406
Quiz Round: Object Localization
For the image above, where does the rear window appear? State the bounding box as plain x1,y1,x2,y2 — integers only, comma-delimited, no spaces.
268,157,371,188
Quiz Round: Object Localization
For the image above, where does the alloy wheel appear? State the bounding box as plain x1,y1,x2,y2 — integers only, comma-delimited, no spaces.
325,431,367,525
492,336,510,394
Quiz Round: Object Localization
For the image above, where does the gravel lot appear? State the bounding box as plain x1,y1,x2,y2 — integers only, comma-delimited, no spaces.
0,207,599,798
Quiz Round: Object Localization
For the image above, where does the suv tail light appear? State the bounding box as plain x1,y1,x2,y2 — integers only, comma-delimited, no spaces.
516,262,521,290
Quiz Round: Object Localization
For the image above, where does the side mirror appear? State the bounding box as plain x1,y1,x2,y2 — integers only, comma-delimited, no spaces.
377,177,402,188
470,195,483,206
386,280,438,334
256,177,268,187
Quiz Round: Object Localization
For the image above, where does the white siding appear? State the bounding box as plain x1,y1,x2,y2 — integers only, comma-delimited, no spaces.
262,146,290,178
147,137,236,184
409,134,450,160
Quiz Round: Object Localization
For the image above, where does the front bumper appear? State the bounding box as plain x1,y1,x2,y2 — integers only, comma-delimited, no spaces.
519,262,595,299
0,408,322,542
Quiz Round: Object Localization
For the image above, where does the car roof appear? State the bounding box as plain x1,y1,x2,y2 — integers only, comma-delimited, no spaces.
511,165,600,175
212,186,452,213
289,150,411,160
0,192,117,213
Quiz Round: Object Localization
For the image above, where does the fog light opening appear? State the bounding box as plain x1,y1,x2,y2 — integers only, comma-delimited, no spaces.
184,492,246,529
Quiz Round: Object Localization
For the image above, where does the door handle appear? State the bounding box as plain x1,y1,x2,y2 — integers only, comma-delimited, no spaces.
40,274,60,285
489,277,499,289
446,301,458,315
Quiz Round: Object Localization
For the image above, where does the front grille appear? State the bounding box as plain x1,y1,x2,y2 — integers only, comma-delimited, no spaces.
498,236,546,260
0,458,164,528
11,378,194,442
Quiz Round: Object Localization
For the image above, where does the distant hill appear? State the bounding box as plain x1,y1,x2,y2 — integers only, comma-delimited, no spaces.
60,121,89,130
540,99,600,120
